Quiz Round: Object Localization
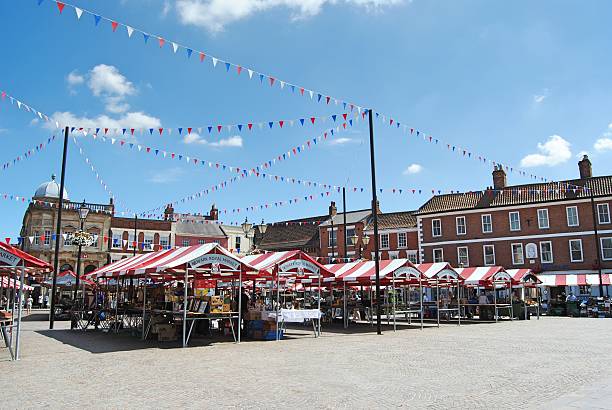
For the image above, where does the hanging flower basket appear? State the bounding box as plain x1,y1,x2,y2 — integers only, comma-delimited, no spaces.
69,231,94,247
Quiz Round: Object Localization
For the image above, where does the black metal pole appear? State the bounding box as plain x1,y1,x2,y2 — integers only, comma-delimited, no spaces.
343,187,347,262
330,219,335,263
133,215,138,256
49,126,70,329
72,220,84,303
590,191,605,297
368,109,382,335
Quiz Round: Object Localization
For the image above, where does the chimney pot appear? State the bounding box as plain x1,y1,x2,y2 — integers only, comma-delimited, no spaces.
492,165,507,190
329,201,337,217
578,155,592,179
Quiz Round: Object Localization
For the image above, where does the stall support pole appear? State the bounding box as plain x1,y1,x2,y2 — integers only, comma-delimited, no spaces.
494,285,498,322
9,267,16,346
523,287,527,321
15,264,25,360
343,281,347,329
419,279,424,330
141,275,147,340
369,286,373,326
183,269,188,348
392,275,396,332
238,271,242,344
509,281,514,320
436,279,440,328
367,109,382,335
457,280,461,326
537,287,541,320
114,280,119,333
317,274,321,337
276,273,280,341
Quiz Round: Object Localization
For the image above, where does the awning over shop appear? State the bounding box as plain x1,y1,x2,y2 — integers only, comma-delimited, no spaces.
0,241,52,272
455,266,513,286
241,250,334,283
506,269,541,285
0,276,33,291
88,244,260,279
537,273,611,287
324,259,423,284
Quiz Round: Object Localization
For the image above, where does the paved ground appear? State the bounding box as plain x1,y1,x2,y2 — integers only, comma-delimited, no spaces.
1,315,612,409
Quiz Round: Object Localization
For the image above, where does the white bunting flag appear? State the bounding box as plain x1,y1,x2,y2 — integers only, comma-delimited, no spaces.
75,7,83,19
247,69,254,79
126,26,134,37
309,90,314,99
172,42,179,53
212,57,218,67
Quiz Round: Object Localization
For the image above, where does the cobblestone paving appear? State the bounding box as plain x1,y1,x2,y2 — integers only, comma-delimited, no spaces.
1,316,611,409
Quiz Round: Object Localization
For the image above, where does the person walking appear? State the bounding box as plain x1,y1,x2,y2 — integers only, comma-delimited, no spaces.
26,295,33,314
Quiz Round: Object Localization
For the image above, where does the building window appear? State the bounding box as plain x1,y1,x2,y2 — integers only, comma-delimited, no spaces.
569,239,583,262
63,231,72,246
537,209,549,229
380,233,389,249
34,231,40,246
144,234,154,250
481,214,493,233
597,203,610,224
601,238,612,261
456,216,466,235
112,233,122,249
566,206,579,227
511,243,524,265
433,248,444,263
540,241,553,264
328,230,337,247
432,219,442,237
128,233,136,250
407,250,418,264
43,229,51,246
483,245,495,266
182,239,190,247
397,232,407,248
197,239,205,245
235,236,241,251
346,228,355,246
160,236,169,249
457,247,469,267
509,211,521,231
90,232,99,248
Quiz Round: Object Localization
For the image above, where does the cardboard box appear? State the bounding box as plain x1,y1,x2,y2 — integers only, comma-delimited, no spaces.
157,324,177,342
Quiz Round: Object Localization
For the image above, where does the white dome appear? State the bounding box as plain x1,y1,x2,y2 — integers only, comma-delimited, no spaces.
34,174,69,200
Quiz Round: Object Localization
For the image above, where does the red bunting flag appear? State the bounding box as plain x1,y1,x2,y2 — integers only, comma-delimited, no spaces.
247,123,253,130
158,37,165,48
300,88,305,96
217,125,222,133
310,117,315,124
56,2,65,14
199,52,206,62
159,128,163,135
237,66,242,75
4,237,10,244
104,128,109,134
269,77,275,86
111,21,119,32
279,120,284,128
187,127,192,134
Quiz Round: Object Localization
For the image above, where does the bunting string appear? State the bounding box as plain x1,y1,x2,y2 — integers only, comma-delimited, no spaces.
1,135,57,171
0,88,52,124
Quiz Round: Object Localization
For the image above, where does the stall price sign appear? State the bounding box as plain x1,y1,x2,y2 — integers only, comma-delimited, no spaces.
194,279,216,297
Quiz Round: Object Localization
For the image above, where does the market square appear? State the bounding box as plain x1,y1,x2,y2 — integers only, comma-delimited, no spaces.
2,1,612,409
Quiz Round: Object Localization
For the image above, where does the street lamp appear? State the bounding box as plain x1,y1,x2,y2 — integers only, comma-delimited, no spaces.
350,233,370,259
72,200,90,309
241,218,253,253
256,219,268,235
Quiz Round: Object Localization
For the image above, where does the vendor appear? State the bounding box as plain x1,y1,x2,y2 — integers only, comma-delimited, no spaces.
566,292,577,302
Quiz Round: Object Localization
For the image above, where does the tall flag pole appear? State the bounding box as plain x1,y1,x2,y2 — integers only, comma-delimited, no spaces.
368,110,382,336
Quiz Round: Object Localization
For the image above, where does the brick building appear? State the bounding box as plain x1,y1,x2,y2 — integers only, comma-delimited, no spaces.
109,216,172,262
363,211,419,263
255,215,324,256
417,156,612,297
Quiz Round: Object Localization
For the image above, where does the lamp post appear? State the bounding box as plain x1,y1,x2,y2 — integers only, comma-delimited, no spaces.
241,218,253,253
350,233,370,260
72,201,90,303
255,219,267,251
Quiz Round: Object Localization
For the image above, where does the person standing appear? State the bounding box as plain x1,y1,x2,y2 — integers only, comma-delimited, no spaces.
26,295,33,315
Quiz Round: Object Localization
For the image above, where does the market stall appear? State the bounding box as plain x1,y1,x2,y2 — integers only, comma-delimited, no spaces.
325,259,425,331
86,243,262,347
537,273,611,317
506,268,542,320
241,250,335,340
0,241,52,361
456,266,514,322
414,263,463,327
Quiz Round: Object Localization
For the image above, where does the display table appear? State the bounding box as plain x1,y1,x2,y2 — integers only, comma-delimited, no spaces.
0,317,14,360
267,309,322,338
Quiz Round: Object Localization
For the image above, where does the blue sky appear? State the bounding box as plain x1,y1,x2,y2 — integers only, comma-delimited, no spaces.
1,0,612,238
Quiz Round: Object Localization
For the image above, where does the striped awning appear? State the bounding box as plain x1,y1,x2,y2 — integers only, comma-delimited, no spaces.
0,276,33,291
88,244,259,279
414,262,460,281
324,259,423,284
537,274,611,287
505,269,541,284
241,250,334,282
455,266,513,286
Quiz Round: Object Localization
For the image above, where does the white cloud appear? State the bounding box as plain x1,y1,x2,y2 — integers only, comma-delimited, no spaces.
183,133,243,148
149,167,184,184
66,70,85,87
520,135,572,167
594,138,612,152
88,64,136,113
45,111,162,131
161,0,172,17
176,0,404,32
532,88,549,104
327,137,360,146
403,163,423,175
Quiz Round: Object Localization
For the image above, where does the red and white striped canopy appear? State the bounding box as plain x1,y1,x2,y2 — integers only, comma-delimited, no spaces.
241,250,334,282
88,244,259,279
324,259,423,284
537,273,611,287
505,269,541,285
414,263,460,281
456,266,513,286
0,241,52,272
0,276,33,291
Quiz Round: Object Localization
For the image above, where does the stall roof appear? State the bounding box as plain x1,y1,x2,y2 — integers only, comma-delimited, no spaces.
43,271,95,288
456,266,512,286
0,242,52,271
89,244,259,278
414,263,459,281
0,276,33,291
537,273,611,287
506,269,542,284
241,250,334,281
324,259,422,283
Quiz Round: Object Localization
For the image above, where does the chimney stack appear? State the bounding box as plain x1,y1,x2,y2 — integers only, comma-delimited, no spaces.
329,201,337,217
492,165,507,190
210,204,219,221
372,199,381,215
164,204,174,221
578,155,592,179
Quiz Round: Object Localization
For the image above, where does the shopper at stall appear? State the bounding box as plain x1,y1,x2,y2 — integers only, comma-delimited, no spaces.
566,292,577,302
